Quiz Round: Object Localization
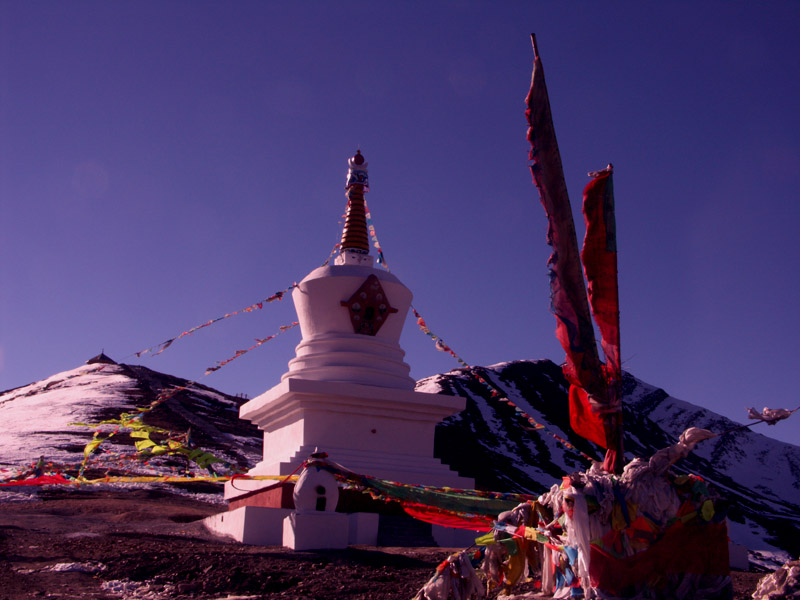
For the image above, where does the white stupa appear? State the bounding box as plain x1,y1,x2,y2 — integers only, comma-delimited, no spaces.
206,152,473,547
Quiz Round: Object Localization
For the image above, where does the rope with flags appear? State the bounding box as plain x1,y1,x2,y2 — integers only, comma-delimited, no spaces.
364,201,388,267
133,285,298,358
321,242,342,267
0,468,298,487
204,322,299,374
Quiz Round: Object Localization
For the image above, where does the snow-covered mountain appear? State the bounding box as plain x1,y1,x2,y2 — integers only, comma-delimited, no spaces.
0,355,261,478
423,359,800,563
2,355,797,563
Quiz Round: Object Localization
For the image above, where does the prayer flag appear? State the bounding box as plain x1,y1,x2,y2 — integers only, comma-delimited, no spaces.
526,35,610,449
582,168,625,470
582,168,621,381
525,35,603,396
569,385,608,448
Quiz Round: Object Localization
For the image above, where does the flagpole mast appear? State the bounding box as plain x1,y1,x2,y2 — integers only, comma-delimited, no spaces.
608,170,624,474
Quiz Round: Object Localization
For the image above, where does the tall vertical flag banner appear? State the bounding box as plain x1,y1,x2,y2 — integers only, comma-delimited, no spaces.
525,34,623,472
582,167,624,471
582,168,620,378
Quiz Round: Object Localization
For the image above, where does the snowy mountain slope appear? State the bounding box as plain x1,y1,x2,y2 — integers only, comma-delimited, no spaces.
0,358,261,476
626,378,800,504
420,360,595,494
423,359,800,561
0,363,143,470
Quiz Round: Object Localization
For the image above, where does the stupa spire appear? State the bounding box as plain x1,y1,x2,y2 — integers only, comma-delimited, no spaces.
339,150,370,258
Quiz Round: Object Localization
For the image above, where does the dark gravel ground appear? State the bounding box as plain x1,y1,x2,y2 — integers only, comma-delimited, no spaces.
0,487,763,599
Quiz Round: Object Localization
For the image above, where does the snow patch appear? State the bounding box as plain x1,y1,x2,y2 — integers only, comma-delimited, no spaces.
102,579,176,599
44,561,106,573
0,489,39,503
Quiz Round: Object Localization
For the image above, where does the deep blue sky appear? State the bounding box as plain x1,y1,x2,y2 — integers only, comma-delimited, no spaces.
2,2,798,447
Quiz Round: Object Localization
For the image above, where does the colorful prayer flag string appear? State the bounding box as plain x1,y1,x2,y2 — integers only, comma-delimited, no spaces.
414,307,592,460
411,308,471,369
309,458,537,531
364,201,387,267
469,368,596,463
0,472,299,487
321,242,342,267
133,284,298,358
205,322,299,374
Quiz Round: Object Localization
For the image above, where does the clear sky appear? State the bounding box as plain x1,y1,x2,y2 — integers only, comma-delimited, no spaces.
2,2,798,447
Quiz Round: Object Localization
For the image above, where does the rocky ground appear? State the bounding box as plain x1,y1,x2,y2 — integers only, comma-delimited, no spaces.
0,487,763,599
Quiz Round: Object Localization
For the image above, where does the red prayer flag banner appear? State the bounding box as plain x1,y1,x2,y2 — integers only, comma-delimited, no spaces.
526,35,609,446
402,503,494,532
582,168,625,470
525,35,603,397
569,384,608,448
0,474,73,487
582,168,621,381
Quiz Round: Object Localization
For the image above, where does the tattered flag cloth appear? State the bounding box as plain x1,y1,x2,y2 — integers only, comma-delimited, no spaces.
747,406,798,425
403,503,495,532
412,550,485,600
528,429,732,598
752,557,800,599
568,386,607,448
586,470,730,595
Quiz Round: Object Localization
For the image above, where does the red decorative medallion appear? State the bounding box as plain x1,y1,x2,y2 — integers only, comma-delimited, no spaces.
340,274,398,336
